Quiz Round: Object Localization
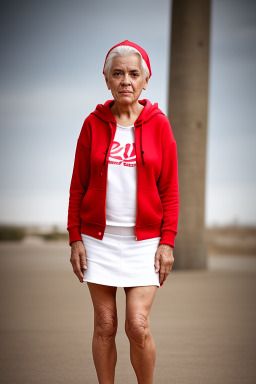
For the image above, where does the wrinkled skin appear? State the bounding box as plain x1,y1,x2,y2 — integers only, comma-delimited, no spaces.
154,244,174,285
70,240,87,283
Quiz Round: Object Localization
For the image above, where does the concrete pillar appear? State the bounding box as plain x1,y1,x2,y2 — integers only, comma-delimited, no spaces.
168,0,211,268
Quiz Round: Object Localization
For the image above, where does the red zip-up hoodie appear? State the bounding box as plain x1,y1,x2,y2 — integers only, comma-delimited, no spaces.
67,99,179,247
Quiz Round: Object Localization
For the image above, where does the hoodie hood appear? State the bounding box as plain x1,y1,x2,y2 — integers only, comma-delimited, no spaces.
92,99,162,124
91,99,164,167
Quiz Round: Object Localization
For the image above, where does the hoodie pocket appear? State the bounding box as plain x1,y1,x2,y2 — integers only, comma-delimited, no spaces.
153,190,163,215
138,189,163,225
80,188,105,224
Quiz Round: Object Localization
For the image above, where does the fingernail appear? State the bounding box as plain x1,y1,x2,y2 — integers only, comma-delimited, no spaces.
160,282,163,286
83,265,87,269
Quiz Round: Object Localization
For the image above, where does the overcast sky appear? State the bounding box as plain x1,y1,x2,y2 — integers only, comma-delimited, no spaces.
0,0,255,228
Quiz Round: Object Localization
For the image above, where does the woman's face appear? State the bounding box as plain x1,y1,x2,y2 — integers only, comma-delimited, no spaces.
105,54,149,106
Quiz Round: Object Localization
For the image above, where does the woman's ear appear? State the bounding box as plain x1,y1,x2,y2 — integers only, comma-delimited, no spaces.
143,76,149,90
104,74,111,90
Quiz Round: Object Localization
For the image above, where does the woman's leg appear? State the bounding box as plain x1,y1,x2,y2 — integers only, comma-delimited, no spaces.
87,282,118,384
124,285,158,384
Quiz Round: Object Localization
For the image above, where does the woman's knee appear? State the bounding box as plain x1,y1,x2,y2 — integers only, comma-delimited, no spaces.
94,306,118,343
125,312,150,348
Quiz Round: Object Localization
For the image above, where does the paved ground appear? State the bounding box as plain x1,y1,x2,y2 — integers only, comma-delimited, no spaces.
0,240,255,383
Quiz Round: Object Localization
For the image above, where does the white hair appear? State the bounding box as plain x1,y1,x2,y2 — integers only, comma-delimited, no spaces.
104,45,150,81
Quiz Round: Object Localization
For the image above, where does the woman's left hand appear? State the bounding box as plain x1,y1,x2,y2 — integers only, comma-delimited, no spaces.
155,244,174,286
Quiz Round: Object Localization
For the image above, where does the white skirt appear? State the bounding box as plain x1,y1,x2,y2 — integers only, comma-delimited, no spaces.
81,225,161,287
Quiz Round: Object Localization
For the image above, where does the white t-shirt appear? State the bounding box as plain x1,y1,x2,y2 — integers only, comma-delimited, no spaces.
106,124,137,226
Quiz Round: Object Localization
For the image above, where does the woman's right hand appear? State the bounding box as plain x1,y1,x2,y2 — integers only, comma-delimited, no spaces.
70,240,87,283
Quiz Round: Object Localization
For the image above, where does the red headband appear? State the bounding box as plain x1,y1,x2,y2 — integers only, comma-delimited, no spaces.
103,40,152,78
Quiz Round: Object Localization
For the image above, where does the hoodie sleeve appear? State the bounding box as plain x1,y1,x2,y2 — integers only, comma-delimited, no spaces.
67,120,91,246
157,123,179,248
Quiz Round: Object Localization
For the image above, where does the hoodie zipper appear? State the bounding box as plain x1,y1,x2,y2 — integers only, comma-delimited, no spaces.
135,123,139,240
103,121,139,240
135,164,138,241
103,123,116,229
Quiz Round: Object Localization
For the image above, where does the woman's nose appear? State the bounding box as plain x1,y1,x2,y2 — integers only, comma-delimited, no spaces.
121,73,131,85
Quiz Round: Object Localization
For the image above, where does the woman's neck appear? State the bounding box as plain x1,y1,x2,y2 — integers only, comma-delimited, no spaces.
111,102,144,126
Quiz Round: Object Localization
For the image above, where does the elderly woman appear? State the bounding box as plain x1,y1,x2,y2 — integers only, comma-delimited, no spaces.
67,40,179,384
